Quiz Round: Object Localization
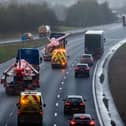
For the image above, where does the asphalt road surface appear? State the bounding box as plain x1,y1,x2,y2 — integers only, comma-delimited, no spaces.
0,23,126,126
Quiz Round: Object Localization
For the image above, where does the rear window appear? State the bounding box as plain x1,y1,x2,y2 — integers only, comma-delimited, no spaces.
68,98,82,102
77,65,87,68
74,117,90,120
82,55,91,58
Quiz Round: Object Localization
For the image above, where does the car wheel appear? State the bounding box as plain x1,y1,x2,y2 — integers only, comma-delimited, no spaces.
75,73,78,78
87,73,90,77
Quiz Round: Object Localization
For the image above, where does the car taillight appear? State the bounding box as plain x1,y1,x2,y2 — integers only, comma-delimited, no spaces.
80,102,84,106
40,111,43,115
89,120,95,126
85,67,90,71
70,120,76,125
74,67,79,70
65,101,70,106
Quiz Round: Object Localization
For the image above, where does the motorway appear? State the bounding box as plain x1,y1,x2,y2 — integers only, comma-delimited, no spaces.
0,23,126,126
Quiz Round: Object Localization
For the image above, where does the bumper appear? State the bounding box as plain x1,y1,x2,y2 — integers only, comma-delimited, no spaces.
43,55,51,61
51,63,67,69
64,106,85,113
18,114,42,124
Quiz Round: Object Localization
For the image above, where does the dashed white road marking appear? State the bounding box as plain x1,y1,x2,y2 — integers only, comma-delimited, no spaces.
57,94,60,99
54,124,57,126
61,81,64,85
5,123,7,126
56,102,59,107
59,87,62,90
64,76,66,79
54,112,58,117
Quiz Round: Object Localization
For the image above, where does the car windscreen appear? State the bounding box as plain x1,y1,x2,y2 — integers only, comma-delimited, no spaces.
82,55,91,58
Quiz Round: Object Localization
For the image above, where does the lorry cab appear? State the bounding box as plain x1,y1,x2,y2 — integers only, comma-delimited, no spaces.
85,30,104,59
16,48,42,71
17,91,46,125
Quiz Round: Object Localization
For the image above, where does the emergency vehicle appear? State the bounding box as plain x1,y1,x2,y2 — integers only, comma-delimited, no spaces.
16,91,46,126
51,48,67,68
43,32,67,61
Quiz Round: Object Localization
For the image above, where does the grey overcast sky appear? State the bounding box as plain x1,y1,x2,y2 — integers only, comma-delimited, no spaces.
0,0,126,8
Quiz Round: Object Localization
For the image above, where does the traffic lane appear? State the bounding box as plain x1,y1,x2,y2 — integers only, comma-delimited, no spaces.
41,37,86,126
56,59,99,125
5,34,84,126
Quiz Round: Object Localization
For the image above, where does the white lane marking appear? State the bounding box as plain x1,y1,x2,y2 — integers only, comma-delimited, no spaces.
54,112,58,117
5,123,7,126
56,102,59,107
59,87,62,90
61,81,64,85
92,62,104,126
57,94,60,99
64,76,66,79
66,71,69,74
54,124,57,126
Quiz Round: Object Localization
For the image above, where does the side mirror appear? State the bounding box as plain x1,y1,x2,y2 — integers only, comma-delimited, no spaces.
67,55,70,59
16,103,20,109
40,57,42,63
84,99,87,102
43,104,46,107
104,38,106,42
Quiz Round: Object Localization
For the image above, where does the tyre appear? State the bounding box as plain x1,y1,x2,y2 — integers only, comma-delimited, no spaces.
87,73,90,77
75,73,78,78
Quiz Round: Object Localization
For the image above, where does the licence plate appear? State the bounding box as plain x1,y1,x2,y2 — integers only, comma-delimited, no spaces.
23,76,32,80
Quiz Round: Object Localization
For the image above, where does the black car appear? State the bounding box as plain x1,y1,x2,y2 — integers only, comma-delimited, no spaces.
69,113,95,126
74,63,90,77
64,95,86,114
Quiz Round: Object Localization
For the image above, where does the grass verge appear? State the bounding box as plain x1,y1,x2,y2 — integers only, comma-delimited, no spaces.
0,38,48,63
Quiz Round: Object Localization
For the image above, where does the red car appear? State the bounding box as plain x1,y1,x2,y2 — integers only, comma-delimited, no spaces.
74,63,90,77
69,113,95,126
80,54,94,66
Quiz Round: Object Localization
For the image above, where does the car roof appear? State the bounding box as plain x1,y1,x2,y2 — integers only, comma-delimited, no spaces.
67,95,83,99
76,63,88,66
73,113,91,119
85,30,104,35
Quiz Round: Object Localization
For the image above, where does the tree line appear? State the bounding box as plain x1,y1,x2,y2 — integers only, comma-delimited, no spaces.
0,1,117,33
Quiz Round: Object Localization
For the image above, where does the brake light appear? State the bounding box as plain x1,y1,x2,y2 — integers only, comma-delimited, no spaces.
80,102,84,106
70,120,76,125
65,101,70,106
85,67,90,71
89,120,95,125
40,111,43,115
74,67,79,70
